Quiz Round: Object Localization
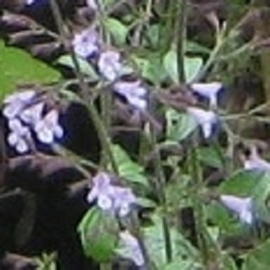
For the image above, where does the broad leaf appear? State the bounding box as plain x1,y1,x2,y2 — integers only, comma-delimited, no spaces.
77,207,119,262
163,49,203,83
0,40,60,100
166,108,197,142
57,55,99,81
143,215,199,269
104,17,128,45
242,238,270,270
111,144,149,187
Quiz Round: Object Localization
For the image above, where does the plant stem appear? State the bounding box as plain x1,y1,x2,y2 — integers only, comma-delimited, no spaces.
188,136,209,266
175,0,187,83
150,130,172,263
49,0,118,174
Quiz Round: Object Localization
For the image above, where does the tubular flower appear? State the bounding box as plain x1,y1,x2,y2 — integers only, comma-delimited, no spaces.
3,90,36,119
7,119,31,153
113,80,148,110
187,107,218,139
243,147,270,172
98,50,123,81
117,230,145,267
220,195,253,224
34,109,64,144
87,172,137,217
72,27,100,59
191,82,222,107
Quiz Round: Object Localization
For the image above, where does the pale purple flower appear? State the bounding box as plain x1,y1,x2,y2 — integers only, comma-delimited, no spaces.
243,147,270,172
3,90,36,119
7,119,31,153
187,107,218,139
86,0,99,10
117,230,145,267
113,80,147,110
191,82,222,107
98,50,123,81
220,195,253,224
72,27,100,59
34,109,64,144
87,172,137,217
20,102,45,125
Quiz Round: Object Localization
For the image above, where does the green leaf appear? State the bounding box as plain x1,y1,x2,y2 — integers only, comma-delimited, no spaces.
77,207,119,262
143,215,199,269
0,40,60,100
104,17,128,45
166,108,197,142
132,55,166,84
252,172,270,223
219,169,262,196
57,55,99,80
163,49,203,83
197,146,224,169
111,144,149,187
242,238,270,270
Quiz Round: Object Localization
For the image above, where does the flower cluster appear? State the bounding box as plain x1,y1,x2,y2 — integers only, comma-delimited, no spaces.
71,20,148,111
3,90,64,153
87,172,137,217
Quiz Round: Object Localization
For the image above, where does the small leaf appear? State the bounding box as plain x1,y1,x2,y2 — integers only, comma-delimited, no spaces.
104,17,128,45
166,108,197,142
111,144,149,187
57,55,99,81
77,207,119,262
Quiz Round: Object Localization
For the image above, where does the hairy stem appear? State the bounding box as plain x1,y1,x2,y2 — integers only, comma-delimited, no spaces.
49,0,118,174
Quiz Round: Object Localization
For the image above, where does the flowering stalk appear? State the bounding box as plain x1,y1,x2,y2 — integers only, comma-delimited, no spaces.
49,0,119,174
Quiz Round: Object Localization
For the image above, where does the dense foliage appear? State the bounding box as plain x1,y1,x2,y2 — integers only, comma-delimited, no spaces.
2,0,270,269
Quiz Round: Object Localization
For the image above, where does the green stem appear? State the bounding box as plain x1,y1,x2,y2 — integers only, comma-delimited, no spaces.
188,137,209,266
150,130,172,263
49,0,118,174
175,0,187,83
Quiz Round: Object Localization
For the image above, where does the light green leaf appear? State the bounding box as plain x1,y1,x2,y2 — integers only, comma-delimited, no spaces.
0,40,60,100
104,17,128,45
163,49,203,83
57,55,99,80
166,108,197,142
197,146,224,169
242,238,270,270
111,144,149,187
77,207,119,262
144,215,199,269
252,172,270,223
